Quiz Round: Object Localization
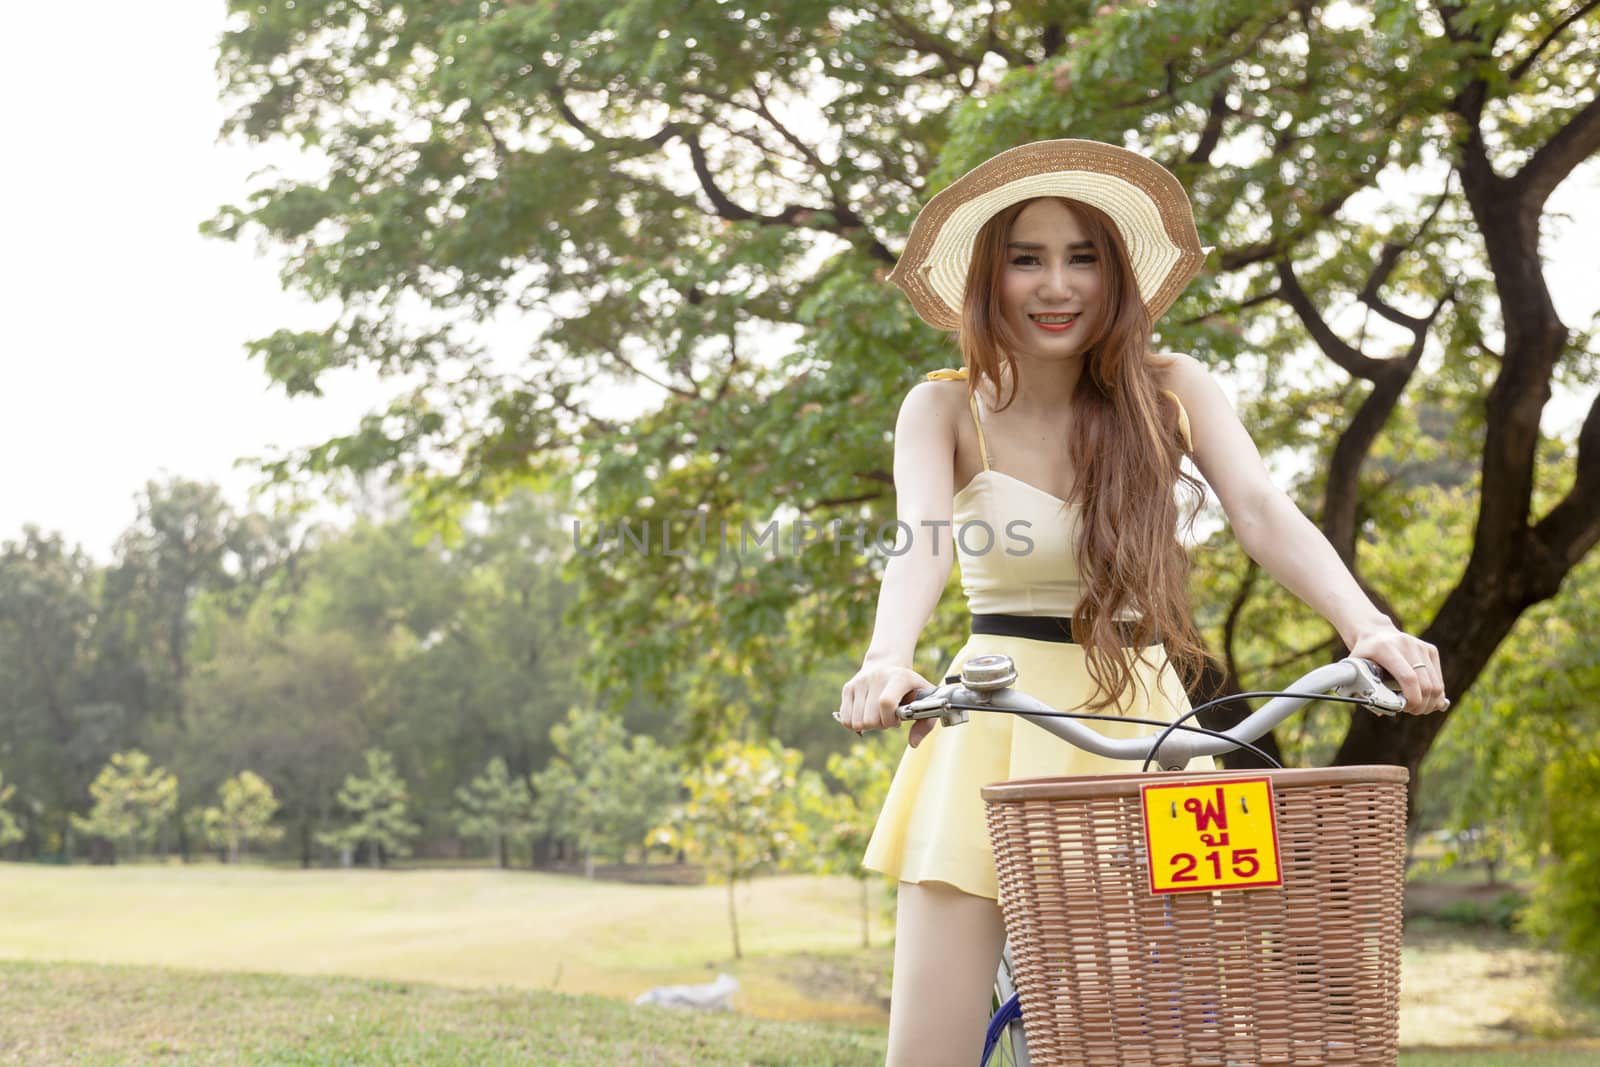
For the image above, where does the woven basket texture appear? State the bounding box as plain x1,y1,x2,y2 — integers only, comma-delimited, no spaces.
983,767,1407,1066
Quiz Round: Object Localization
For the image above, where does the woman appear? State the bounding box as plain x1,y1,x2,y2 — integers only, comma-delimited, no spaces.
835,140,1446,1066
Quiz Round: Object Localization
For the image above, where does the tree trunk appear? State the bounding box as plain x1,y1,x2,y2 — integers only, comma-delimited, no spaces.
727,875,742,960
860,877,870,949
1190,655,1282,769
497,832,508,870
1333,574,1532,818
175,805,191,863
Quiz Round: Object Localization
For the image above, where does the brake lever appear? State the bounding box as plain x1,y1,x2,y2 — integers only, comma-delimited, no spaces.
1339,657,1407,716
897,684,975,727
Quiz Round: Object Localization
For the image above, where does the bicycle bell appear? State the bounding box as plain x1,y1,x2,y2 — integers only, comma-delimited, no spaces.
961,653,1018,695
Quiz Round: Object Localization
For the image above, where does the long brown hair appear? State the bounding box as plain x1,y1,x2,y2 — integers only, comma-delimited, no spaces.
959,196,1209,709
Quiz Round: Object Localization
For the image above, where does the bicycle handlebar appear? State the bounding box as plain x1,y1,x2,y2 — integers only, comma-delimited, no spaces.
891,655,1407,772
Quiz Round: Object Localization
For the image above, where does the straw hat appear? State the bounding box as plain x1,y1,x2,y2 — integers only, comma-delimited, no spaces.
887,139,1213,331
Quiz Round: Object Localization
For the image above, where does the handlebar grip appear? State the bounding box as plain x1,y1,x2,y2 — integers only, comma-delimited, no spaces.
1354,657,1450,713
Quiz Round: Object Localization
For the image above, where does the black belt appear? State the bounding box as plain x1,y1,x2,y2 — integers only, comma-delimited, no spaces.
970,613,1158,646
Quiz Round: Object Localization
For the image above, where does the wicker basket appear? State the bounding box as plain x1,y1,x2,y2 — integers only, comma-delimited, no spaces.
983,766,1408,1067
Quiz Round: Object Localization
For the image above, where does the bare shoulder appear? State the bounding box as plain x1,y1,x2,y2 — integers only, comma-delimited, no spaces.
899,375,967,424
1149,350,1209,392
895,378,964,464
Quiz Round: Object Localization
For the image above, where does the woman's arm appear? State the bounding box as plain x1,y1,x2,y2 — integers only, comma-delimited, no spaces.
838,381,960,743
1160,353,1447,714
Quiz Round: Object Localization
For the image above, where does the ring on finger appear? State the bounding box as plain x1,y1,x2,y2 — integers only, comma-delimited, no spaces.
1410,661,1429,670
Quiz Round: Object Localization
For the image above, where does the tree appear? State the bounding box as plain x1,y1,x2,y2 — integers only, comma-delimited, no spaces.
208,1,1600,791
70,751,179,863
197,771,285,864
801,739,895,948
106,479,236,734
182,621,368,868
1419,536,1600,995
652,739,808,959
529,707,678,875
316,749,420,868
527,756,582,868
0,529,108,859
603,734,682,872
0,771,24,849
453,756,534,868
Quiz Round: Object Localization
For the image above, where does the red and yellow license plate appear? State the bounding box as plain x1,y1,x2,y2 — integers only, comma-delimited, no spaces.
1141,777,1283,894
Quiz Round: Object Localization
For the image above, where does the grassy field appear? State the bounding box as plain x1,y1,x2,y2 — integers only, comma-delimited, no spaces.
0,959,883,1066
2,959,1596,1066
0,863,889,1025
1,863,1597,1064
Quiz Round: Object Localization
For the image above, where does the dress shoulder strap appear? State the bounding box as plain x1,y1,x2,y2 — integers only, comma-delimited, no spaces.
969,393,992,471
925,367,991,471
1162,389,1194,453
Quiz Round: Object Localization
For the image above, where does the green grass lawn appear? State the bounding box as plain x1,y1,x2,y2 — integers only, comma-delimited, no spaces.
1,958,1595,1066
0,959,882,1066
1,862,1597,1063
0,863,889,1025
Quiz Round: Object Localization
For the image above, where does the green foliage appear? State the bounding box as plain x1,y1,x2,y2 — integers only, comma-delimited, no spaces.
655,738,809,884
1424,540,1600,995
1432,891,1529,933
69,751,179,863
795,738,896,947
653,738,811,957
316,749,421,868
1528,748,1600,997
452,757,534,868
0,771,23,848
0,958,889,1066
0,528,111,850
529,707,681,874
205,0,1600,793
196,771,285,864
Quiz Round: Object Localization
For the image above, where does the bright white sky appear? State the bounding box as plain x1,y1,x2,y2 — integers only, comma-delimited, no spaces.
1,6,1596,563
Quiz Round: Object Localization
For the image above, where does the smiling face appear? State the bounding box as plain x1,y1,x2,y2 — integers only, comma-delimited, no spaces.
998,198,1106,360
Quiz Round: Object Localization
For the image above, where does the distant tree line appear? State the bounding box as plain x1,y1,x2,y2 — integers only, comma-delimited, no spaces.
0,479,882,906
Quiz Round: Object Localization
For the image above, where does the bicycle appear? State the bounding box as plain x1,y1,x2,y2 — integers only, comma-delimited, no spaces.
890,653,1421,1067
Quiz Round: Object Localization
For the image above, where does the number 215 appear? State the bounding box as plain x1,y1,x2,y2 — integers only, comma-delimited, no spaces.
1170,847,1261,882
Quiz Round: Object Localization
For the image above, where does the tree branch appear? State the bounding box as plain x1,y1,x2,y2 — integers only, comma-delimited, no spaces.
880,7,1022,74
1216,183,1361,271
1188,84,1233,165
1175,287,1280,328
551,81,894,259
1511,90,1600,210
1222,559,1259,689
1273,259,1390,379
1507,0,1600,83
1038,21,1065,59
1321,291,1448,570
1531,384,1600,570
1117,12,1278,116
600,343,698,399
807,490,889,511
1357,181,1453,332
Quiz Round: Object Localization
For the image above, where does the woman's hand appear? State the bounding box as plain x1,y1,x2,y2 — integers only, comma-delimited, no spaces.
1347,626,1447,715
838,660,939,746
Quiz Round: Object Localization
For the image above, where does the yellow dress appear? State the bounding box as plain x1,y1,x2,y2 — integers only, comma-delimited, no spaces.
860,367,1212,901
